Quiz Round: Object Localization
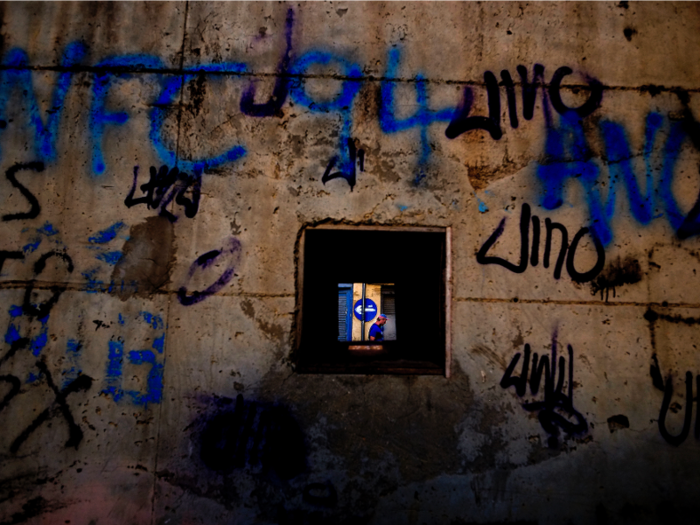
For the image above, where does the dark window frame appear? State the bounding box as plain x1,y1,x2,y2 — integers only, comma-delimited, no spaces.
294,224,451,376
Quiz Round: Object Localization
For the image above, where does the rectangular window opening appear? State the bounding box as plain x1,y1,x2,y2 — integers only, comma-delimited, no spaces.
295,225,450,375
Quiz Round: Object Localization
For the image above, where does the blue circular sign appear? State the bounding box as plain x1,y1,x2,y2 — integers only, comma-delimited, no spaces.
353,298,378,322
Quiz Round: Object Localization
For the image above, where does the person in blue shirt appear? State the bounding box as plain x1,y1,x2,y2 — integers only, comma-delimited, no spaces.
368,314,387,341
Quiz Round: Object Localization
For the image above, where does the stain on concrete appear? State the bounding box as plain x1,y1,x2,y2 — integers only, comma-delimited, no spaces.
240,298,286,345
471,344,507,370
187,72,207,117
607,414,630,433
467,156,529,191
260,362,475,483
1,496,49,525
111,216,175,300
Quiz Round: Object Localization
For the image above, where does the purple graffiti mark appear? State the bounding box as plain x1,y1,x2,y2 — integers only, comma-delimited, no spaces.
500,333,588,449
240,8,294,117
198,393,307,481
125,165,201,222
178,238,241,306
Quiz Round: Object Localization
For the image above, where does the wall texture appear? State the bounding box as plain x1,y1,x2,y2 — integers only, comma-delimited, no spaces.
1,1,700,523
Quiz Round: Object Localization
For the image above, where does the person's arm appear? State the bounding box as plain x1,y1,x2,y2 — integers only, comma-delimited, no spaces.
369,335,376,341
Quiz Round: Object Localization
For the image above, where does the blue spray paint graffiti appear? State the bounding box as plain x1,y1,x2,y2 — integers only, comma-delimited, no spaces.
379,47,453,184
0,42,86,163
289,50,363,189
103,312,165,406
536,111,700,245
88,221,126,244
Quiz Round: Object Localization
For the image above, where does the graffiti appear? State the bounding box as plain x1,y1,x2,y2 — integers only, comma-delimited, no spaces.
125,165,201,222
199,393,307,481
240,8,294,118
177,237,241,306
536,109,700,245
446,64,603,141
8,360,93,453
477,202,605,283
2,161,44,221
650,354,700,447
379,47,453,184
589,257,642,301
322,138,365,190
88,221,126,266
0,6,617,193
0,42,86,164
0,247,94,453
500,334,588,448
103,311,165,406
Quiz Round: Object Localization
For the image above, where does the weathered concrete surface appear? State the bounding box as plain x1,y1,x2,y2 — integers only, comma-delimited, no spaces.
1,1,700,524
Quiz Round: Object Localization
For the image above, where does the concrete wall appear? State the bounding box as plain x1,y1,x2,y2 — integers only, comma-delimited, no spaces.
1,1,700,523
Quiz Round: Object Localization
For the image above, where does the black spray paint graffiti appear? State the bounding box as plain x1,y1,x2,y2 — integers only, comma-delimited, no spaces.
477,202,605,283
650,353,700,447
500,334,588,448
199,393,307,481
178,237,241,306
446,64,602,140
2,161,44,221
8,360,92,453
125,164,201,222
322,138,365,191
0,251,94,453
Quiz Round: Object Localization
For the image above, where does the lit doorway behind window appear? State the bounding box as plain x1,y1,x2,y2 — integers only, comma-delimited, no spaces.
337,283,396,342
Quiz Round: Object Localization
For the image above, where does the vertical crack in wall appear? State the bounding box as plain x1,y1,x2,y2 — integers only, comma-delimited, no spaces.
150,5,190,524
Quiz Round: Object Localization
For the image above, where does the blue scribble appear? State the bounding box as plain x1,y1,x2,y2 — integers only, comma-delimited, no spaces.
81,268,102,293
535,110,699,245
139,311,164,330
62,338,83,388
104,338,125,401
397,204,409,212
477,196,489,213
9,305,23,317
0,42,85,164
37,222,58,236
149,64,247,175
152,334,165,354
96,251,123,265
22,239,41,254
103,334,165,406
90,55,165,175
127,350,163,406
5,323,20,344
118,313,125,325
30,330,48,357
89,222,126,244
289,50,362,178
379,47,453,184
